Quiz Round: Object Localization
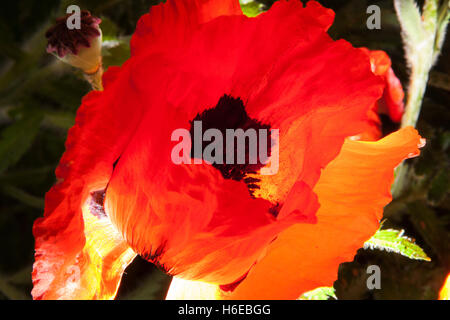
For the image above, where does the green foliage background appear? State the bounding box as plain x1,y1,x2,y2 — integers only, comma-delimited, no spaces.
0,0,448,300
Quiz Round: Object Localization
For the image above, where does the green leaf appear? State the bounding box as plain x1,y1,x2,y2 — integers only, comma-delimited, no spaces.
422,0,438,35
240,0,264,17
99,16,120,41
364,229,431,261
0,111,44,173
393,0,425,62
44,111,76,130
298,287,337,300
0,184,44,209
102,40,131,69
433,0,450,63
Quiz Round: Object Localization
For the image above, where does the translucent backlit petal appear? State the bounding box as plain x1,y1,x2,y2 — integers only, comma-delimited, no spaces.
166,277,220,300
363,48,405,123
32,68,142,299
32,185,137,299
439,273,450,300
130,0,242,56
166,127,423,299
226,127,422,299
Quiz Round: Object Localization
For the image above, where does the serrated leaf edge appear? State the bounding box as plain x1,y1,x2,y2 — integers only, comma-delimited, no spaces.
364,229,431,261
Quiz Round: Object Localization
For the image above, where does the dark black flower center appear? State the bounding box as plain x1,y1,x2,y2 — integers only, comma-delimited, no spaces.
189,95,272,196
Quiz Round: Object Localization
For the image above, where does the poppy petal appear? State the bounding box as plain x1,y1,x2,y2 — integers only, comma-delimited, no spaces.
32,68,143,299
165,127,423,299
198,1,385,206
33,205,136,300
227,127,422,299
439,273,450,300
105,138,312,284
130,0,242,56
350,48,405,141
363,48,405,123
167,277,220,300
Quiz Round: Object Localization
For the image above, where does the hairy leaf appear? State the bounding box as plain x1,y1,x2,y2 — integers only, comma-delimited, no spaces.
298,287,337,300
393,0,425,64
364,229,431,261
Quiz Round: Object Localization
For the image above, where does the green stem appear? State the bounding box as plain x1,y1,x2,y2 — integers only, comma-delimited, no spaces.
84,65,104,91
400,66,430,128
392,0,449,197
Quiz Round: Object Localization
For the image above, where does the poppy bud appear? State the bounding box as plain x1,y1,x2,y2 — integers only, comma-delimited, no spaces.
46,10,102,75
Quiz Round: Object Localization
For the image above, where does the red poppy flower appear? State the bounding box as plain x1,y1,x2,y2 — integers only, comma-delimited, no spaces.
33,0,423,300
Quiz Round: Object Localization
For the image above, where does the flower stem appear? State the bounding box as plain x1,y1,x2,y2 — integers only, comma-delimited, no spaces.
400,66,429,128
84,64,104,91
392,0,449,197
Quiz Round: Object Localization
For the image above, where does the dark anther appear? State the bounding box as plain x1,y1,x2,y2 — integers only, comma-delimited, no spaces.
141,242,169,273
88,189,107,218
189,95,272,196
268,203,281,218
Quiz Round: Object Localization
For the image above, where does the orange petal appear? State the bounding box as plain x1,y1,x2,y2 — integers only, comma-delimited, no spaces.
355,48,406,141
226,127,422,299
362,48,405,123
356,106,382,141
166,127,423,299
166,277,221,300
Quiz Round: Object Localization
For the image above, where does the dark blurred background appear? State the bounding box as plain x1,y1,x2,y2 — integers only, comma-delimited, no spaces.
0,0,448,300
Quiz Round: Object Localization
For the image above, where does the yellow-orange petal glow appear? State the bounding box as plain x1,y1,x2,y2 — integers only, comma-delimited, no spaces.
77,204,137,299
166,127,423,299
32,198,137,300
439,273,450,300
166,277,220,300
